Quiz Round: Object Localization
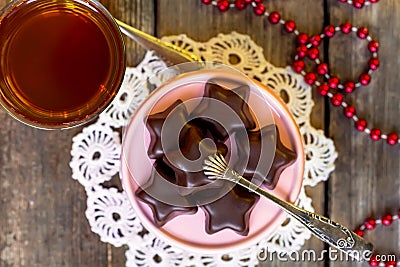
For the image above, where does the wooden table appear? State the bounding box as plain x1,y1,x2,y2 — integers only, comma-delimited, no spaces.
0,0,399,266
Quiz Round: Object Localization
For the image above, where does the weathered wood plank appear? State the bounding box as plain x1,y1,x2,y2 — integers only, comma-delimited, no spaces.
0,0,154,266
327,0,400,266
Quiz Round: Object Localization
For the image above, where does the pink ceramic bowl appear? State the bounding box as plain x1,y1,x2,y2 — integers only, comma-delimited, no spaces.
120,65,304,254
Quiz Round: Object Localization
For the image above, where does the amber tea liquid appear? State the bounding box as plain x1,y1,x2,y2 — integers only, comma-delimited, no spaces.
0,0,125,128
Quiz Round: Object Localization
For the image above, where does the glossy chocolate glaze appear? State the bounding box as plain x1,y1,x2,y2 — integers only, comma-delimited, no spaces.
140,80,296,234
190,82,256,141
135,159,198,226
235,125,296,190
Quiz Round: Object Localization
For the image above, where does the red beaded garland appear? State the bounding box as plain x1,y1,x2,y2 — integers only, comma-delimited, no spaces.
359,73,371,85
368,40,380,53
344,106,356,118
328,76,340,89
356,119,367,131
357,27,369,39
353,0,365,9
216,0,230,11
340,22,352,34
331,93,344,106
354,228,364,237
296,45,308,58
234,0,247,10
385,260,397,267
381,214,393,226
364,218,377,230
268,11,281,24
344,81,356,93
368,58,380,71
370,128,382,141
369,255,380,267
297,33,309,45
202,0,397,147
254,3,266,16
387,133,399,145
284,20,296,33
324,25,336,37
318,84,329,96
292,60,305,73
317,63,329,75
307,47,319,60
338,0,379,9
309,35,322,46
304,72,317,85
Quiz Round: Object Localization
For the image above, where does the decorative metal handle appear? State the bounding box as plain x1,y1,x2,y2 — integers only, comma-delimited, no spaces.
115,19,201,65
203,154,374,261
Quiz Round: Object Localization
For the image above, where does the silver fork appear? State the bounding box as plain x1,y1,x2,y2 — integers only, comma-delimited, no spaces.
115,19,201,65
203,153,374,261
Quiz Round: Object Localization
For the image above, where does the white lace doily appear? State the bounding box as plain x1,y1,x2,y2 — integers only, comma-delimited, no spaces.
69,32,337,266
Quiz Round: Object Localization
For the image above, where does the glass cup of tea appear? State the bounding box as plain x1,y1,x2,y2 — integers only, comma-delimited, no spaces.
0,0,126,129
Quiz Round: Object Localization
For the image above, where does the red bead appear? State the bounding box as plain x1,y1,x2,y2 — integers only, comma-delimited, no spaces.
344,106,356,118
331,93,344,106
354,228,364,237
310,35,322,46
318,84,329,96
284,20,296,33
307,47,319,60
304,72,317,85
297,33,309,45
244,0,252,3
387,133,399,145
385,260,397,267
344,81,356,93
268,11,281,24
357,27,369,39
370,0,379,2
296,45,308,58
370,128,382,141
340,22,352,34
254,3,266,15
328,76,340,89
364,218,377,230
338,0,347,2
234,0,247,10
324,25,336,38
356,119,367,131
353,0,365,9
359,73,371,85
202,0,213,4
368,40,379,53
369,255,380,267
217,0,230,11
292,60,305,73
253,0,262,3
368,58,380,71
317,63,329,75
381,214,393,226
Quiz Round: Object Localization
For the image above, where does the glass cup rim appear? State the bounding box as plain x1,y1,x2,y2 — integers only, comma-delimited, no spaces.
0,0,126,130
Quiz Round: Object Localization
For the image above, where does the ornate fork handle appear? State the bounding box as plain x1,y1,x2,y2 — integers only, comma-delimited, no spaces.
203,154,374,261
224,168,373,260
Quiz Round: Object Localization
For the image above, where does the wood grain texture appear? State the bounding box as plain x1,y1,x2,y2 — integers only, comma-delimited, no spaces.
0,0,153,266
0,0,398,266
327,0,400,266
